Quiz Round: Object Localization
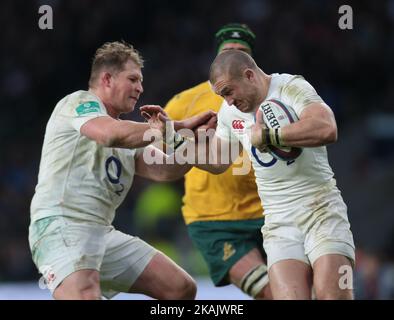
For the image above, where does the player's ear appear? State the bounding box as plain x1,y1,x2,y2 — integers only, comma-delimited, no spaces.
244,69,254,82
101,71,112,88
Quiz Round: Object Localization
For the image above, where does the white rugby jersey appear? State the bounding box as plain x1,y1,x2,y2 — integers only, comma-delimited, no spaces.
31,90,137,225
216,73,338,215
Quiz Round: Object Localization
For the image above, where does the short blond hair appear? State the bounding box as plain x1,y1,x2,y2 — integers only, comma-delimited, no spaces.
209,49,257,84
88,41,144,87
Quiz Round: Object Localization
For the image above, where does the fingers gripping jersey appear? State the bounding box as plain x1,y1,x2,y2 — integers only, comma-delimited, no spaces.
31,90,137,225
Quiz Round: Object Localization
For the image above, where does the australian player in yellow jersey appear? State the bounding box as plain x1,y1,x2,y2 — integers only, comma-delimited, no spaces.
165,24,271,299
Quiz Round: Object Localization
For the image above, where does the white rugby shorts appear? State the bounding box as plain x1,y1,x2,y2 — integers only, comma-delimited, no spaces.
261,184,355,269
29,216,157,299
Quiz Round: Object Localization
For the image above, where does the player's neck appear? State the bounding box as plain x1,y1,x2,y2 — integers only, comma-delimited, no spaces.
261,72,272,100
103,104,120,119
88,88,120,119
253,73,272,112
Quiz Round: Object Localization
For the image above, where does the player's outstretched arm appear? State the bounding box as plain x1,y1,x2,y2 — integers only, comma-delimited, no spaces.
193,133,241,174
135,130,241,179
140,105,217,132
80,116,159,149
175,110,217,131
134,145,193,182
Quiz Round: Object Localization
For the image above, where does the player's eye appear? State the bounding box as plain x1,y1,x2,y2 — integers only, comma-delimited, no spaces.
222,89,232,97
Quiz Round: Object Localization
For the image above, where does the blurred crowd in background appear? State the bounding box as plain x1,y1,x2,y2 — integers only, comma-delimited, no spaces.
0,0,393,299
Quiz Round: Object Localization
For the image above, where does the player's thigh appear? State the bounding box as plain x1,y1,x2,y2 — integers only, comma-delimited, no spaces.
53,269,101,300
262,220,310,269
312,253,354,300
262,223,312,299
29,216,106,298
99,230,157,299
304,187,355,262
304,191,355,299
129,251,196,300
269,259,313,300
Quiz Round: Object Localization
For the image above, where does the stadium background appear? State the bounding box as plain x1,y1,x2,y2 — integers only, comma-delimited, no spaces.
0,0,393,299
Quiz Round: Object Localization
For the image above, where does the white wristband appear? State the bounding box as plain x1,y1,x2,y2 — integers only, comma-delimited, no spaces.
164,121,176,146
164,121,186,150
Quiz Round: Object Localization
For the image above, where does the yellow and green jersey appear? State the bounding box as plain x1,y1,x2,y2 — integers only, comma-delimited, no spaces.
165,81,263,224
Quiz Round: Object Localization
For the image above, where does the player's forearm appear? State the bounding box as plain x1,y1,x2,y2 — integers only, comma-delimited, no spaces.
145,142,194,181
159,132,234,175
173,120,185,131
135,145,192,181
105,121,159,149
173,111,216,131
192,137,233,174
174,118,198,131
281,117,337,147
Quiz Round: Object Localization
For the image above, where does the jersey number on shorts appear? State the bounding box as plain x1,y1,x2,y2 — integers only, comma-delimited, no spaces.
105,156,124,196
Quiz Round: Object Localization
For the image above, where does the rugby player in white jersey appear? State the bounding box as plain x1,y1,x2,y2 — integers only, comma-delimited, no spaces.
29,41,215,300
195,50,355,299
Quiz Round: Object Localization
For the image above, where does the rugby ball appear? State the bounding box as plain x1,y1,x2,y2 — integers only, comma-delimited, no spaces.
258,99,302,161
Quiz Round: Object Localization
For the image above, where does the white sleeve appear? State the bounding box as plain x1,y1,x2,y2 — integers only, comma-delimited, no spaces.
69,100,109,132
215,101,237,142
281,76,325,116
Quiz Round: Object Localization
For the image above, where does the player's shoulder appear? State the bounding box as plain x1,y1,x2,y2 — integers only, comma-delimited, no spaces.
68,90,102,106
272,73,305,86
56,90,96,107
271,73,315,96
56,90,106,116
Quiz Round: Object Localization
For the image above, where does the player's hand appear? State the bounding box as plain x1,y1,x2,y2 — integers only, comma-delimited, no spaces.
140,105,169,123
176,110,217,132
193,114,217,142
251,107,269,152
195,114,217,131
140,105,168,137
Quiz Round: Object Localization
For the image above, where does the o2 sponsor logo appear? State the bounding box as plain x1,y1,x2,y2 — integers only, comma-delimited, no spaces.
105,156,124,196
251,147,295,167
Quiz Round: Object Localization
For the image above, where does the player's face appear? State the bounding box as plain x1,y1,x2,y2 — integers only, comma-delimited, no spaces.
110,60,143,114
213,73,258,113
